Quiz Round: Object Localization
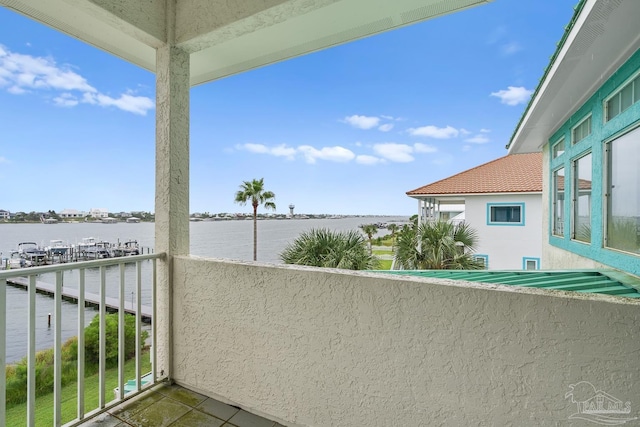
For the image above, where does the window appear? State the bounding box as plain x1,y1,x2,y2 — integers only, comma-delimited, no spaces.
605,73,640,122
552,138,565,158
523,257,540,270
572,116,591,144
473,255,488,269
572,152,592,243
487,203,524,226
552,168,565,236
606,127,640,255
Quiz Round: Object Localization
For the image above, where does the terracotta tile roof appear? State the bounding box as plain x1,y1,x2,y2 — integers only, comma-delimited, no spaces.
407,152,542,196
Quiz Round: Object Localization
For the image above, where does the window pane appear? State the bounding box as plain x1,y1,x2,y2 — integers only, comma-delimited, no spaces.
553,139,565,158
553,168,565,236
490,206,521,223
607,127,640,254
607,94,620,121
525,260,537,270
573,153,592,243
621,83,633,112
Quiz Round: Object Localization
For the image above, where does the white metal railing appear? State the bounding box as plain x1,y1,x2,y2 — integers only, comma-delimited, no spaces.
0,253,165,427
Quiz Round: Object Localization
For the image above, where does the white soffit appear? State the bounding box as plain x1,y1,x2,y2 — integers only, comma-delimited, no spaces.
0,0,491,85
185,0,492,86
509,0,640,154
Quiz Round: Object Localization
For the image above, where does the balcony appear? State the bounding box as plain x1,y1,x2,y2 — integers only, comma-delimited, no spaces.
2,253,640,425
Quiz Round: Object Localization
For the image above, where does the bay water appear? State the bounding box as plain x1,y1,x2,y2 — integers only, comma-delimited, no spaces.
0,216,406,362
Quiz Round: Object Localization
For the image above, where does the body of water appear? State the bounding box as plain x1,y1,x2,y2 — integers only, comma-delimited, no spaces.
1,216,406,362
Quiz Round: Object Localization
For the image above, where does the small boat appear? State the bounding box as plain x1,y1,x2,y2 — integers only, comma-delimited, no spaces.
17,242,47,264
1,251,30,269
46,239,72,256
112,240,140,257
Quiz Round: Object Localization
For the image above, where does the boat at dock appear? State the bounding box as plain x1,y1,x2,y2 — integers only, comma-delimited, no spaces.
17,242,48,265
46,239,72,256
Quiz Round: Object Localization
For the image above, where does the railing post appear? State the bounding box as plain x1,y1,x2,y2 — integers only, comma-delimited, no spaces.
54,271,62,426
118,263,125,399
99,266,106,408
0,277,6,426
27,275,36,427
77,268,85,420
136,260,142,391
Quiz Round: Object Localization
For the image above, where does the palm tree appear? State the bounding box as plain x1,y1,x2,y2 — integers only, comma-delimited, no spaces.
234,178,276,261
387,223,399,248
394,220,484,270
359,224,378,255
280,228,379,270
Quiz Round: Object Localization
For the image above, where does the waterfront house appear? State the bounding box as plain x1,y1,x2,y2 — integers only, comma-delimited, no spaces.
0,1,638,426
0,210,9,220
89,208,109,219
507,0,640,277
59,208,86,219
407,153,542,270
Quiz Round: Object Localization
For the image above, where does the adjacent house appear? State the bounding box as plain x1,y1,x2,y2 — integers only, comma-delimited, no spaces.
406,153,542,270
508,0,640,277
0,210,9,220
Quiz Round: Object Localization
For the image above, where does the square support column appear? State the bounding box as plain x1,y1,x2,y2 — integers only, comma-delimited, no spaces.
155,44,190,379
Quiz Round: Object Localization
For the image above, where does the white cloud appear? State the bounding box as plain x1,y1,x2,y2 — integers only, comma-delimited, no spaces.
0,44,154,115
408,125,459,139
236,143,296,160
462,145,472,152
380,115,394,120
53,93,79,107
459,128,471,136
501,41,522,55
298,145,355,164
343,114,380,130
413,143,437,153
356,155,384,165
480,128,491,133
378,123,394,132
465,134,490,144
373,143,414,163
490,86,533,106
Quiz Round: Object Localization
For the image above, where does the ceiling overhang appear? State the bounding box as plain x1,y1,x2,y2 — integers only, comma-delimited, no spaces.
1,0,491,86
508,0,640,154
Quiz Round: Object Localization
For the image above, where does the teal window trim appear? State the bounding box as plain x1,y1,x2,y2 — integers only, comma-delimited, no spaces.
603,68,640,122
486,202,525,226
473,254,488,269
522,257,540,270
552,137,565,158
571,114,592,145
545,48,640,277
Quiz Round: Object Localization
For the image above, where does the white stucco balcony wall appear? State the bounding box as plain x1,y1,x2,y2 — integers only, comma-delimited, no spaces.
169,256,640,426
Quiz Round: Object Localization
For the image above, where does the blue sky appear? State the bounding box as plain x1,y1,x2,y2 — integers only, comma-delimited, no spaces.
0,1,577,216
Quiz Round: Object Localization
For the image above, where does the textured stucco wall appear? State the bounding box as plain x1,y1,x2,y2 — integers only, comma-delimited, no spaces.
466,194,542,269
171,256,640,426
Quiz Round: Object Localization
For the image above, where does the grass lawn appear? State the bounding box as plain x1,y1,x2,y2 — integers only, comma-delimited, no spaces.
377,260,393,270
7,351,152,426
372,249,394,256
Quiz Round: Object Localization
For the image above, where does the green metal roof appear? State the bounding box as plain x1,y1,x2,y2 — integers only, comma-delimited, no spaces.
375,270,640,298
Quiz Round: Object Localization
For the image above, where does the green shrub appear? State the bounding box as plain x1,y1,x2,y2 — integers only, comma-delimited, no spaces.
5,313,148,407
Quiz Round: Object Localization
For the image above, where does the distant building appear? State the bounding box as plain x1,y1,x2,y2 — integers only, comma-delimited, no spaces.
90,208,109,218
59,208,86,218
0,210,9,219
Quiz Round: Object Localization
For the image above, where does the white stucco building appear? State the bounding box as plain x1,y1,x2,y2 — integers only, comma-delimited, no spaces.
407,153,543,270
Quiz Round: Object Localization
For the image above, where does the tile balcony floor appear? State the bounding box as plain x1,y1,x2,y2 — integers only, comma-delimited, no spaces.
80,382,284,427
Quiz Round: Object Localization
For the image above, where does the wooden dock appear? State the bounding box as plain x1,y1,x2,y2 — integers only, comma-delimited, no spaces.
7,277,152,321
